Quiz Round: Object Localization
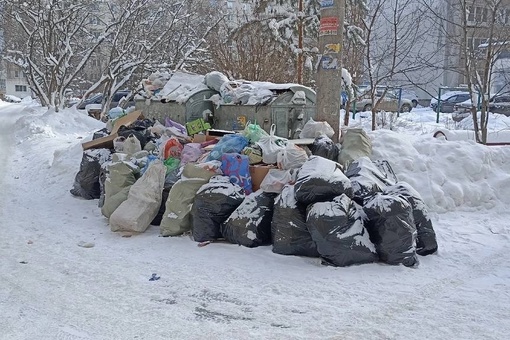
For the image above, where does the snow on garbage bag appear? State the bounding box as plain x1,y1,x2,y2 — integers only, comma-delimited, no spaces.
160,163,218,237
101,161,139,218
308,135,339,161
277,143,308,170
110,161,166,233
338,128,372,168
299,118,335,139
221,191,277,248
294,156,353,205
221,153,252,194
70,149,111,200
363,193,419,267
204,71,230,92
191,176,245,242
271,184,319,257
306,194,377,266
345,156,396,203
383,182,438,256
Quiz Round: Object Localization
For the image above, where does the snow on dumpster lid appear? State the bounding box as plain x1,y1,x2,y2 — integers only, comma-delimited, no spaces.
159,71,208,103
147,70,316,106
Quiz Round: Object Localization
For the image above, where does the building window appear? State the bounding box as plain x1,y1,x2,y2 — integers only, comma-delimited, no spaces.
14,70,20,78
15,85,27,92
469,6,488,24
226,1,233,9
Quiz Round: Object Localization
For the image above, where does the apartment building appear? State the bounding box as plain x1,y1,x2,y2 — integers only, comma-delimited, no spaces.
442,0,510,92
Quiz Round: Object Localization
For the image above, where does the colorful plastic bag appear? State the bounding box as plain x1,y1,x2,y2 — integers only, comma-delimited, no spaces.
221,153,252,194
163,137,183,160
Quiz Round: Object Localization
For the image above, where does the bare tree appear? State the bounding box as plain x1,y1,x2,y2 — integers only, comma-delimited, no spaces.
362,0,433,130
203,17,295,82
2,0,220,113
2,0,123,110
80,0,222,117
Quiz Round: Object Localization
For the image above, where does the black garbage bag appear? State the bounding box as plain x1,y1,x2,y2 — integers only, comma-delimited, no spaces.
306,194,378,267
271,184,319,257
295,156,353,205
308,135,340,161
97,163,109,208
345,157,396,204
93,128,109,140
363,193,418,267
191,176,245,242
383,182,438,256
221,191,277,248
150,187,171,226
117,125,152,149
70,149,112,199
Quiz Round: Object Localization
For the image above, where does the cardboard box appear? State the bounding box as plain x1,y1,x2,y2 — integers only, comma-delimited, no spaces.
81,134,118,150
193,134,217,143
82,110,143,150
249,164,277,192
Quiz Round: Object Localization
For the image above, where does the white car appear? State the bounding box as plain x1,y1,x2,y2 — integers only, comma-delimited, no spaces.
3,94,22,103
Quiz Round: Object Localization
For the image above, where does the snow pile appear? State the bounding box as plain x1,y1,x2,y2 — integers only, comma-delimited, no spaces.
14,106,104,142
370,129,510,213
455,112,510,131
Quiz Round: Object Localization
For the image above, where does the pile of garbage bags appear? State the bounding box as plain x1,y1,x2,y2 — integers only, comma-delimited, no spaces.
71,117,438,268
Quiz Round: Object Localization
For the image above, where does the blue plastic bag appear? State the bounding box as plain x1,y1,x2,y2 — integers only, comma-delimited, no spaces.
207,134,249,161
221,153,252,194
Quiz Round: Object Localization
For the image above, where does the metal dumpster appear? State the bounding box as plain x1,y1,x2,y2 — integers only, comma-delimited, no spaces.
212,86,316,138
135,88,218,125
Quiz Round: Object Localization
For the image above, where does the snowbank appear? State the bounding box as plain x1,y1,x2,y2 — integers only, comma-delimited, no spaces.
14,106,104,142
370,130,510,213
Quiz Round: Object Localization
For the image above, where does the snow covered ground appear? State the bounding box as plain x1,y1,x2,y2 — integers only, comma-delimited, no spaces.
1,102,509,340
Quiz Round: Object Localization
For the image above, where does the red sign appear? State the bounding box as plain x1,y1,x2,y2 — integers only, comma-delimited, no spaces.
320,17,339,36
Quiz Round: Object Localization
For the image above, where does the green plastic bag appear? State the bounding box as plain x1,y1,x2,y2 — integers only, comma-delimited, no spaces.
242,122,269,143
164,157,181,174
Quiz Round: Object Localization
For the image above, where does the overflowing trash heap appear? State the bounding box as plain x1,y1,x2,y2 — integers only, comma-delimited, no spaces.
71,114,438,268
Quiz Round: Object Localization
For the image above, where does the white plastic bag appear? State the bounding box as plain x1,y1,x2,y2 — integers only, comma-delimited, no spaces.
123,135,142,156
299,118,335,139
277,143,309,170
260,169,297,194
256,124,287,164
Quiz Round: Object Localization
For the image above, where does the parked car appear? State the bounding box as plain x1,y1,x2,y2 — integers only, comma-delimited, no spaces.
76,91,134,110
430,91,471,113
354,89,414,113
395,89,419,108
453,94,510,121
2,94,22,103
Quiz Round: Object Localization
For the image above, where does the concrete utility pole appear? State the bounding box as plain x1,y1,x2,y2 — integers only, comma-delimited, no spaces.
316,0,345,142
